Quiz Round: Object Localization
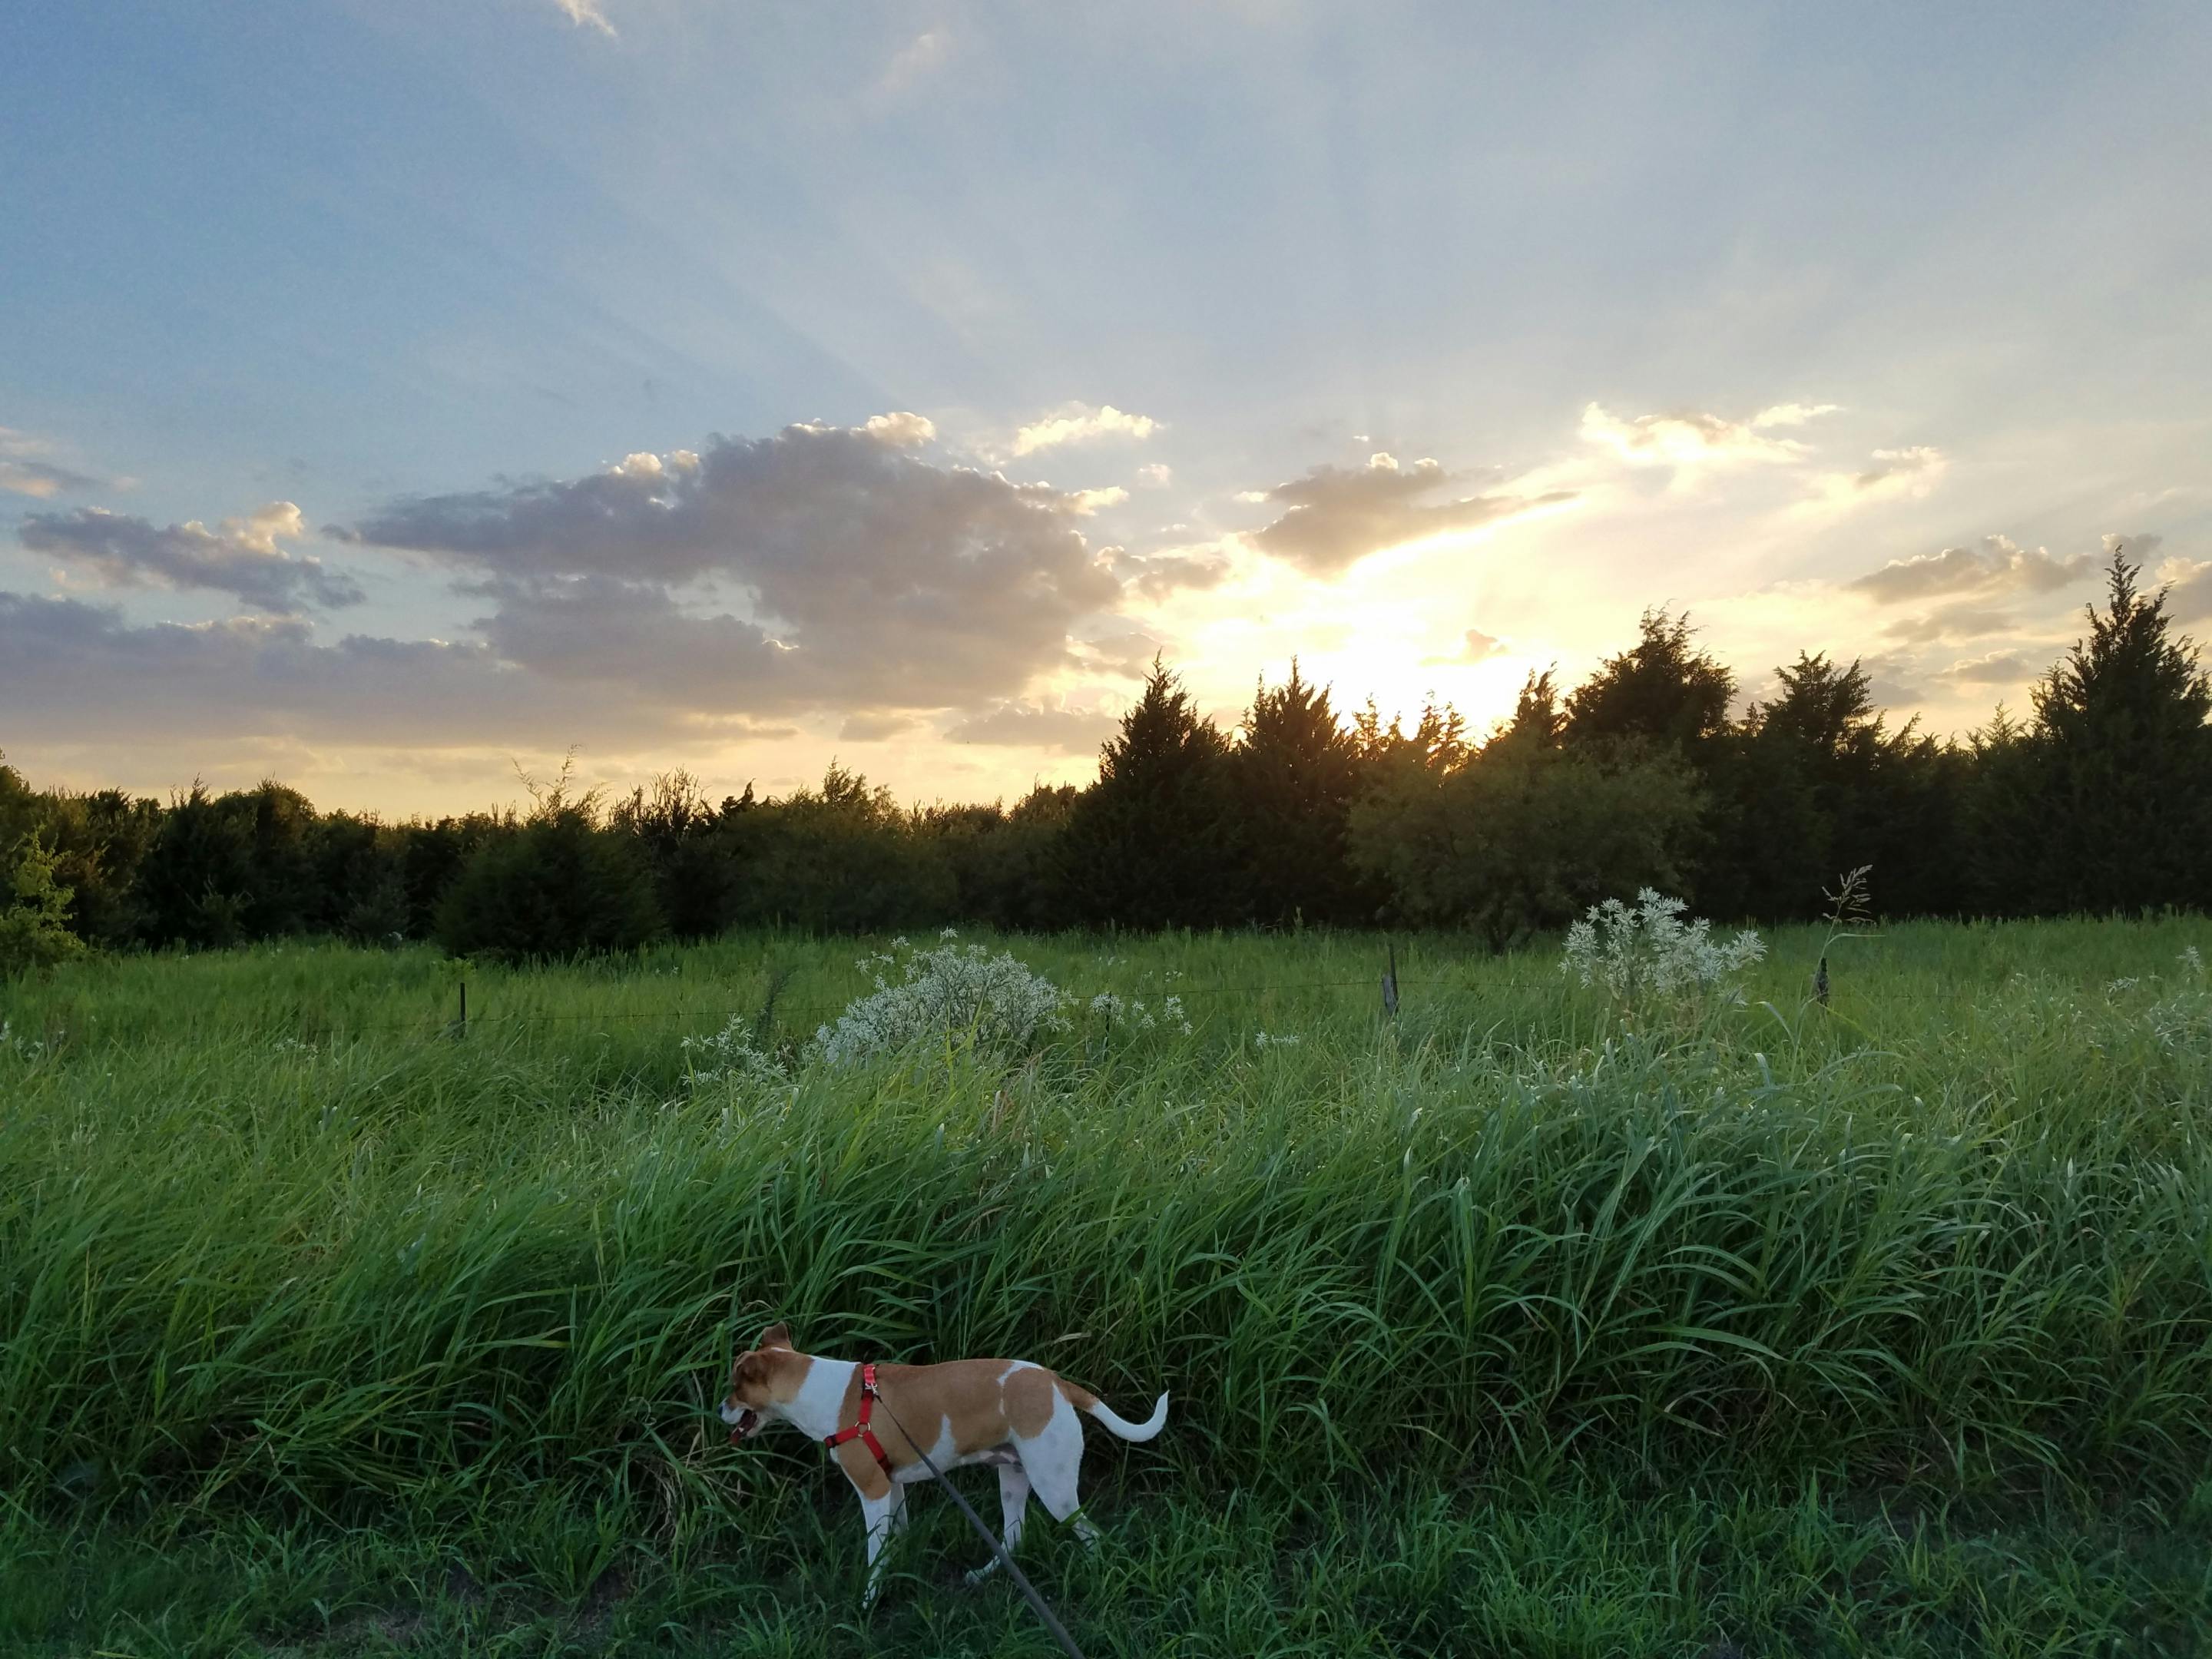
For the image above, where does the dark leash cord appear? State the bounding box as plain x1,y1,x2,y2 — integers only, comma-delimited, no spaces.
871,1392,1091,1659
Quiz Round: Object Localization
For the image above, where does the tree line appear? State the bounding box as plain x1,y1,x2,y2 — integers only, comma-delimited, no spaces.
4,551,2208,969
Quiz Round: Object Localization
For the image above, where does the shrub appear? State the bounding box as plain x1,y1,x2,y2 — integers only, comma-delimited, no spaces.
0,835,87,977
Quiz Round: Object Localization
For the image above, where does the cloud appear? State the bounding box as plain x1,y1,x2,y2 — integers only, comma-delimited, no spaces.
19,502,363,611
1849,534,2095,604
1,427,101,498
1751,402,1842,429
1423,627,1505,667
1135,463,1173,488
1580,402,1810,469
862,410,936,448
1105,545,1232,601
1935,648,2042,686
339,419,1123,714
2156,555,2212,624
1247,452,1575,577
944,700,1118,752
1012,403,1159,456
1791,445,1947,518
1067,485,1128,515
839,712,920,741
550,0,614,36
879,28,949,94
0,590,759,750
1073,630,1167,677
1881,602,2015,645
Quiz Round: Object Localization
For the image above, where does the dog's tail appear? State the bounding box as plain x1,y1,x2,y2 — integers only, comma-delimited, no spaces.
1061,1380,1170,1442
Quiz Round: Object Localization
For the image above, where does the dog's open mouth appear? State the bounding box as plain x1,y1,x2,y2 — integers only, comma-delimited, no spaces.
727,1408,761,1442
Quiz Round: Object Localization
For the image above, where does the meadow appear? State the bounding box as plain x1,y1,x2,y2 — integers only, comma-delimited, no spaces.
4,917,2212,1657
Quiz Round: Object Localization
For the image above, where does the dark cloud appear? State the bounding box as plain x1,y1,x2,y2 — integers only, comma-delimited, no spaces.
19,503,363,611
1849,535,2094,604
339,423,1121,713
1247,453,1572,576
944,702,1118,751
0,590,779,750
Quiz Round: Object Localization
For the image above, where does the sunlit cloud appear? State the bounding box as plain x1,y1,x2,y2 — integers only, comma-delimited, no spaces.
862,410,937,447
1,426,101,498
1579,402,1814,469
1789,445,1947,520
1066,485,1129,515
1422,627,1506,667
20,501,362,612
878,28,951,96
1012,402,1160,456
548,0,615,38
1135,463,1173,488
1849,533,2095,604
1245,451,1575,577
1935,647,2041,685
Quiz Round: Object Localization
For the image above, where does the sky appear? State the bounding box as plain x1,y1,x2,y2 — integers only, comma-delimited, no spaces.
5,0,2211,817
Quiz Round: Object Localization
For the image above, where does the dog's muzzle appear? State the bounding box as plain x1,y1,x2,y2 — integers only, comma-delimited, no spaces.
723,1405,762,1442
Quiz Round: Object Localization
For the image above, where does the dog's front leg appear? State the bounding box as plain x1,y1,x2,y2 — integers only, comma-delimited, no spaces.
859,1488,899,1610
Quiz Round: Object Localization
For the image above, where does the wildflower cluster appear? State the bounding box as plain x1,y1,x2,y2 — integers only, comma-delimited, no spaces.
0,1019,46,1061
680,1022,789,1088
1084,992,1194,1037
812,939,1068,1066
1251,1029,1302,1051
1561,890,1766,1008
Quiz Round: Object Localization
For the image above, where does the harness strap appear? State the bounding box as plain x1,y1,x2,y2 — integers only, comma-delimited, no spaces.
823,1362,894,1476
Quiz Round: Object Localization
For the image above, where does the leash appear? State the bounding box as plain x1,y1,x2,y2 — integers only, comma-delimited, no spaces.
869,1386,1091,1659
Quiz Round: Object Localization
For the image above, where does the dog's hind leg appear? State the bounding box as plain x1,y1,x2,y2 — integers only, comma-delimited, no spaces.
1015,1406,1102,1550
964,1462,1031,1585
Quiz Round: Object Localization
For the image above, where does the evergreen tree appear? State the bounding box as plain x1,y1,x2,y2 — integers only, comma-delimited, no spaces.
1233,661,1369,926
2032,551,2212,912
1564,609,1736,753
1061,660,1241,929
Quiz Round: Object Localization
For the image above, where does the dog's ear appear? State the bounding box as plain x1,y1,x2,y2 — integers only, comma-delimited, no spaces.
757,1322,792,1350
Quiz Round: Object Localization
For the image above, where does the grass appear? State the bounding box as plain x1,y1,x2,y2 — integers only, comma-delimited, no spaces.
2,916,2210,1655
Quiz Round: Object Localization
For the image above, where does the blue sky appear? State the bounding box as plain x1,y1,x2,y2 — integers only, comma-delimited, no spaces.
5,0,2210,813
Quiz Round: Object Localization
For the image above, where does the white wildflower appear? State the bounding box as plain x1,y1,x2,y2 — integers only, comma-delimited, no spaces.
812,940,1067,1067
681,1023,788,1089
1561,889,1765,1009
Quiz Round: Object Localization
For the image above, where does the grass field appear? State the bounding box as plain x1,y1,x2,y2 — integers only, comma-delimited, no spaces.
4,918,2212,1657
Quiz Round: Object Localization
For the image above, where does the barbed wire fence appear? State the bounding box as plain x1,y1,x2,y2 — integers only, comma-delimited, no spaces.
6,938,2101,1058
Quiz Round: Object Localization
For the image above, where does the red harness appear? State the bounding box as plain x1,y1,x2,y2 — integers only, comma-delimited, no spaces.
823,1363,894,1475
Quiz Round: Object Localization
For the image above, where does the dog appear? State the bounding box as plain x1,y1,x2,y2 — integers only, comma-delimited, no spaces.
720,1323,1168,1604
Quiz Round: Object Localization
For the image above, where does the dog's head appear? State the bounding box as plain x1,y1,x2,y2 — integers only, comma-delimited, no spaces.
720,1321,797,1440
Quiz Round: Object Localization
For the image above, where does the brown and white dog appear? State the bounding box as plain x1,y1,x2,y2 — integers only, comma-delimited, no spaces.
721,1323,1168,1604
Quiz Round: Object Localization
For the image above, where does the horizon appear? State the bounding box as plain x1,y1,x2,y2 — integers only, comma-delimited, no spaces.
6,2,2210,818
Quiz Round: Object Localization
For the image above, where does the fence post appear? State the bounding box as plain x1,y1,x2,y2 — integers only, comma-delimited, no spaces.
1382,942,1399,1018
1813,955,1830,1008
458,979,468,1037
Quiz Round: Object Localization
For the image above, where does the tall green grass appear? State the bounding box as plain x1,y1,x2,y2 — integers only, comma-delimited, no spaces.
3,918,2210,1653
